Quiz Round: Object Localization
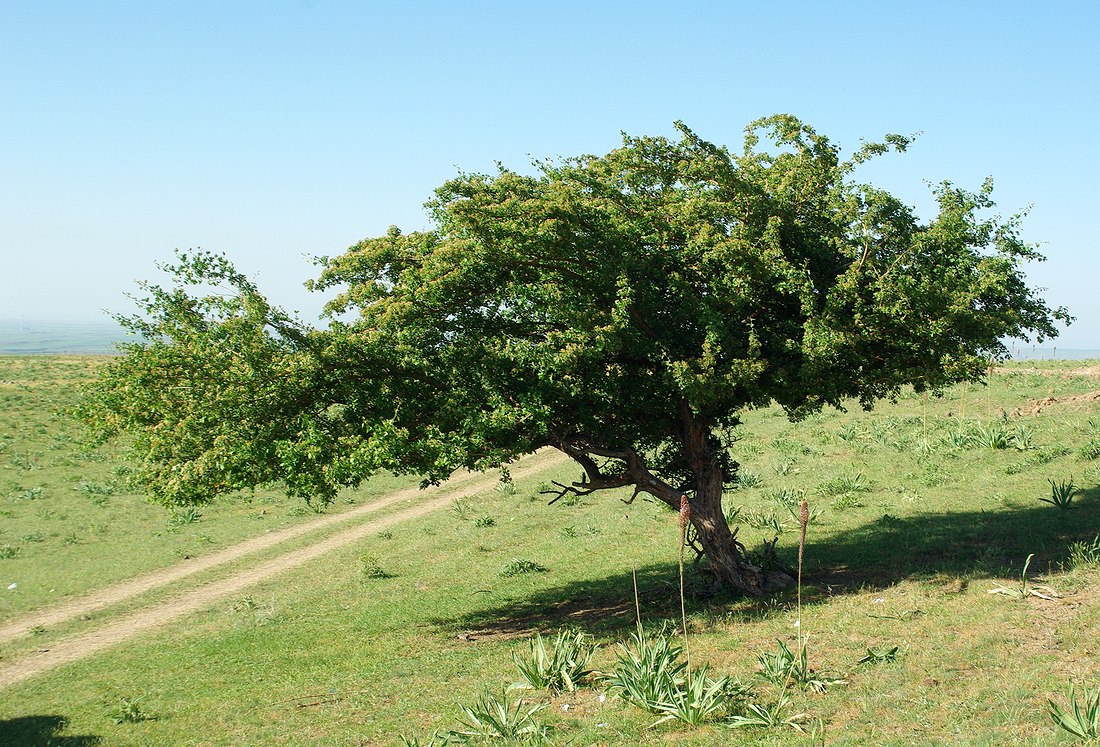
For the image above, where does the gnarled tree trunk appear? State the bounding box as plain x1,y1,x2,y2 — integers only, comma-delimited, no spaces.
678,402,792,596
688,471,791,596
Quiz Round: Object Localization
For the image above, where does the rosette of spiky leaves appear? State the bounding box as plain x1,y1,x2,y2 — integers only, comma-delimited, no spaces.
453,689,550,744
755,639,846,694
605,625,687,712
512,630,596,693
650,665,740,727
726,690,810,732
1048,683,1100,740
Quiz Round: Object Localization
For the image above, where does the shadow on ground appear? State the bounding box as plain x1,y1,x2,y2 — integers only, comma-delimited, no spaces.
0,716,101,746
440,487,1100,638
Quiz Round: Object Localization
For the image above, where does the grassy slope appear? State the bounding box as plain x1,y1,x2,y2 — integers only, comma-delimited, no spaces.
0,356,416,622
1,357,1099,745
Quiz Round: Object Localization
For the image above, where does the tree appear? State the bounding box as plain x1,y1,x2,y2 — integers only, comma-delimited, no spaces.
79,115,1069,596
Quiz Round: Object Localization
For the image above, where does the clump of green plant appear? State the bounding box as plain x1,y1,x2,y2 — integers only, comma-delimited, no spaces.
754,639,846,693
168,506,202,526
360,554,392,579
1041,478,1078,510
1048,682,1100,741
77,480,115,496
11,486,43,501
451,497,472,520
734,470,762,488
20,532,45,543
989,554,1057,600
452,689,550,744
111,696,156,724
398,730,453,747
830,493,864,510
650,664,740,727
499,559,547,577
604,624,687,713
858,645,901,665
767,487,805,509
741,509,788,534
1069,534,1100,569
0,544,20,559
818,472,871,497
474,516,496,528
513,629,595,693
726,690,810,732
1077,439,1100,461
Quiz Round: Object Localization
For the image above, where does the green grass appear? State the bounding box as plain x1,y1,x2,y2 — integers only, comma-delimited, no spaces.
0,356,417,622
1,356,1100,745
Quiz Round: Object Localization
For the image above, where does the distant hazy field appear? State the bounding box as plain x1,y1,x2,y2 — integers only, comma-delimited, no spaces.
0,320,130,355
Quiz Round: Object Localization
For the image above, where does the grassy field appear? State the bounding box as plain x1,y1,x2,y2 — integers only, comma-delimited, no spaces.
1,356,1099,745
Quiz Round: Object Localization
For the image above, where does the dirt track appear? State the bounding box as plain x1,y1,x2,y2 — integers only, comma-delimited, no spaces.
0,450,562,689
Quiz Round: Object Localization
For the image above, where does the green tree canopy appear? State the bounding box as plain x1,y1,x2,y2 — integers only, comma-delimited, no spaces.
80,115,1069,595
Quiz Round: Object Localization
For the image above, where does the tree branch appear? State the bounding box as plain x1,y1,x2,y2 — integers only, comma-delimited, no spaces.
547,437,684,509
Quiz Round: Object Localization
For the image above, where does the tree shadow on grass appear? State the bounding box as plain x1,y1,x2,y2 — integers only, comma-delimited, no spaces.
809,484,1100,591
0,715,102,746
439,487,1100,639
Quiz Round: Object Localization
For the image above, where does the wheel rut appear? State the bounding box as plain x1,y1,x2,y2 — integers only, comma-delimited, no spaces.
0,450,561,689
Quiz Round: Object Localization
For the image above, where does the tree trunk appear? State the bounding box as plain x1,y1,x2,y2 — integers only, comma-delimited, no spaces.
689,473,792,596
678,401,792,597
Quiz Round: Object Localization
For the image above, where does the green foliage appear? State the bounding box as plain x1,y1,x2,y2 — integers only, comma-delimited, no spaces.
604,625,687,713
741,509,789,534
818,472,871,497
452,689,550,744
1048,683,1100,741
111,696,155,725
168,506,202,526
650,664,738,727
511,629,595,693
989,553,1057,600
830,493,864,510
0,544,20,559
77,118,1067,560
499,559,547,577
1079,439,1100,461
767,487,805,509
858,645,901,665
1068,534,1100,570
11,485,43,500
474,516,496,528
754,639,846,693
1042,478,1078,510
725,690,810,732
734,470,763,488
360,554,392,579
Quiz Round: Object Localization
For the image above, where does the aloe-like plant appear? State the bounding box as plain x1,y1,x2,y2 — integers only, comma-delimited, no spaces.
726,690,809,732
858,645,901,665
604,625,687,712
512,629,596,693
453,689,550,744
989,553,1058,600
1069,534,1100,569
1041,478,1078,510
648,664,736,727
754,639,846,694
1048,683,1100,740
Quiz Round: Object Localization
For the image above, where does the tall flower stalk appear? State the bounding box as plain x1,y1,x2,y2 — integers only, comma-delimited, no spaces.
678,494,692,671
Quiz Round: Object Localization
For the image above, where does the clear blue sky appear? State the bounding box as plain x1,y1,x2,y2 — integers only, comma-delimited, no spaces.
2,1,1097,347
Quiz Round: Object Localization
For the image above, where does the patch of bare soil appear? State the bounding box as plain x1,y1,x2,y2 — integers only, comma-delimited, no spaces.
0,450,563,690
1018,390,1100,415
993,365,1100,378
